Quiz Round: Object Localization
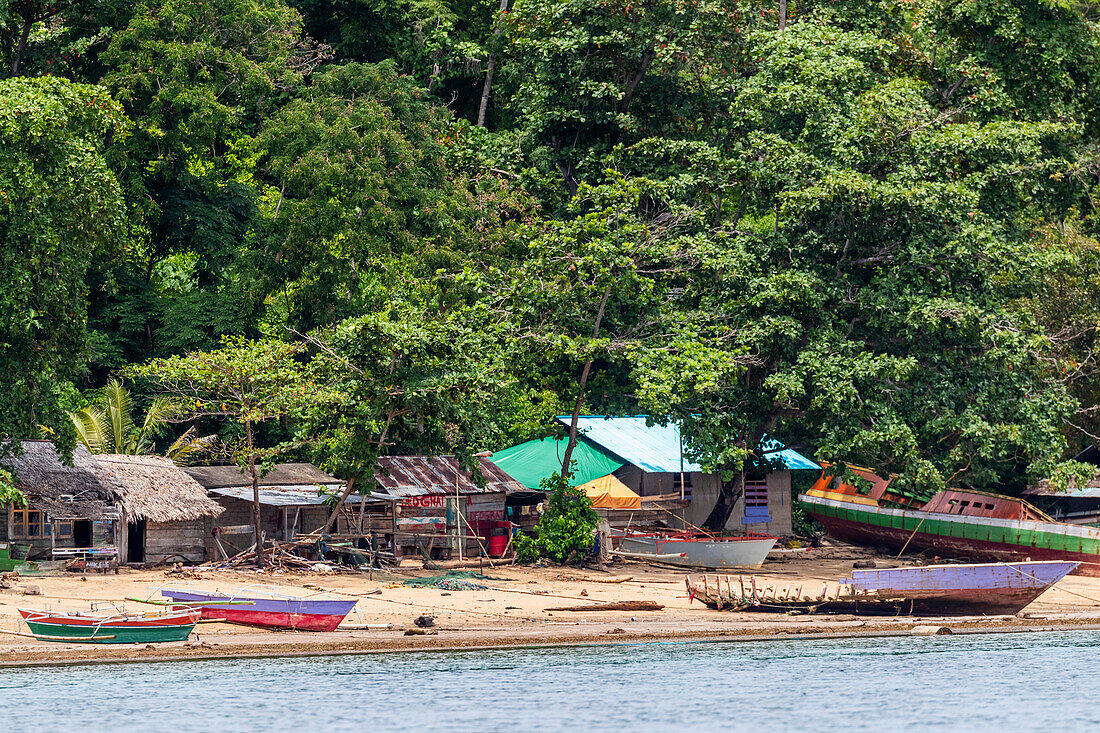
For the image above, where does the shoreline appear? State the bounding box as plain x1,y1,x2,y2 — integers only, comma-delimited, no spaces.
5,546,1100,668
5,618,1100,669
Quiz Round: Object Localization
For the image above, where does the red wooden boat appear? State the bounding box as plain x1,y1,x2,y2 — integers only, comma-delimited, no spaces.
161,586,357,631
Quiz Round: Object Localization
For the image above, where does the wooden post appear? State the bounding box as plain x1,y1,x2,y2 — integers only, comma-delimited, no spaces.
245,419,264,567
597,520,611,567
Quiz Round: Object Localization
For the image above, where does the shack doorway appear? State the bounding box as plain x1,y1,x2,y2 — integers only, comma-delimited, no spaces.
73,520,93,548
127,521,145,563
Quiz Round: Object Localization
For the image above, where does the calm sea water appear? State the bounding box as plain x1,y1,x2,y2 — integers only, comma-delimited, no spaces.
1,631,1098,732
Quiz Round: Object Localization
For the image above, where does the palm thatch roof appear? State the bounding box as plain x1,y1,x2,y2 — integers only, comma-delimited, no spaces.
95,454,223,523
2,440,118,519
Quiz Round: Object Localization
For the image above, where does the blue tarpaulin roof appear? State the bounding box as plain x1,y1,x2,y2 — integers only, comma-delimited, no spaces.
554,416,819,473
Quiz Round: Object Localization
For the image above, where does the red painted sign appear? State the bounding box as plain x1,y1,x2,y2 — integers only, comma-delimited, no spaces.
401,495,472,508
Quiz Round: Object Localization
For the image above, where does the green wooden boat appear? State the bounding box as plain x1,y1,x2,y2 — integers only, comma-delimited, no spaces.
18,608,200,643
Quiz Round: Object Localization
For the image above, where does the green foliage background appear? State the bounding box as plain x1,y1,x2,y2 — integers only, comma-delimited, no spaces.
2,0,1100,510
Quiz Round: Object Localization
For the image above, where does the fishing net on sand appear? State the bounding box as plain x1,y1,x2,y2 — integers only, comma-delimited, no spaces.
401,571,505,591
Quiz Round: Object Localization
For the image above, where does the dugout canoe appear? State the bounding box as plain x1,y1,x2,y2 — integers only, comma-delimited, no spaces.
616,531,777,569
799,468,1100,577
17,607,200,643
161,587,356,631
686,560,1079,616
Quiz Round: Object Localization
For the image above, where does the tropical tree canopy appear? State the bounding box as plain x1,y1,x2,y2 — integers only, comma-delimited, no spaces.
2,0,1100,520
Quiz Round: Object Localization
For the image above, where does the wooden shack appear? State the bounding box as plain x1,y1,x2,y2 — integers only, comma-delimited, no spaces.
185,463,345,557
0,440,120,563
95,454,224,565
375,455,529,559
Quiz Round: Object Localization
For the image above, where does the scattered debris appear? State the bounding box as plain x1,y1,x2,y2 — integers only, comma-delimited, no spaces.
607,627,626,635
414,615,435,628
853,560,877,569
911,625,952,635
404,628,438,636
164,567,204,580
22,585,42,596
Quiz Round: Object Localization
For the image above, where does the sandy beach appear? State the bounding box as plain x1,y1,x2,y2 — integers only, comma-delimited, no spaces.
4,544,1100,668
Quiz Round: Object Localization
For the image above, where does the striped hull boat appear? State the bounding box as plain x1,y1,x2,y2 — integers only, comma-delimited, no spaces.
161,590,356,632
800,493,1100,577
18,608,200,643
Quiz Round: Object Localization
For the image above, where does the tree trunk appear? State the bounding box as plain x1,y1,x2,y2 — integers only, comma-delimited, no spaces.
778,0,787,30
246,419,265,567
560,360,594,478
11,15,33,76
560,286,613,478
321,474,356,534
702,471,744,533
476,0,510,128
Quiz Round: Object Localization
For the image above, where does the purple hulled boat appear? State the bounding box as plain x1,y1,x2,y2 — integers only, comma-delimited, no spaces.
687,560,1079,616
161,587,357,631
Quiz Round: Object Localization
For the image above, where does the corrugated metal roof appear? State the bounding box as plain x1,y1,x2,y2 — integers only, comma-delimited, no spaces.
185,463,340,490
375,456,527,497
210,485,334,507
555,416,819,473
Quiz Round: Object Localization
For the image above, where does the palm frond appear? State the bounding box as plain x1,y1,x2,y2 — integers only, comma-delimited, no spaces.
137,397,177,449
68,407,108,454
104,379,134,453
166,427,218,466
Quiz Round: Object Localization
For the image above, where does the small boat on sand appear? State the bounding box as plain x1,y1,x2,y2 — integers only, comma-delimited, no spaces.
686,560,1079,616
616,531,777,569
161,587,356,632
17,608,200,643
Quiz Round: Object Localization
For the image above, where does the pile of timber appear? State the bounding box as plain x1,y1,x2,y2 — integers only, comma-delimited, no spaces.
197,536,396,572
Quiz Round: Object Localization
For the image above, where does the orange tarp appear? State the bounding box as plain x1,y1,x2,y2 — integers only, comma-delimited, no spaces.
577,474,641,510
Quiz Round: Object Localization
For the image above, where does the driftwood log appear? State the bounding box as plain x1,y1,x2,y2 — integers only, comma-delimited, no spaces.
544,601,664,612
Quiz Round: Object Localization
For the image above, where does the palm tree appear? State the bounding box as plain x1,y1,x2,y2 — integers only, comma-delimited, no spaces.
68,380,216,464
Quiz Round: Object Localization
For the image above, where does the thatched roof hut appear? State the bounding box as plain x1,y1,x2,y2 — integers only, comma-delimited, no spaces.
2,440,118,519
95,455,223,523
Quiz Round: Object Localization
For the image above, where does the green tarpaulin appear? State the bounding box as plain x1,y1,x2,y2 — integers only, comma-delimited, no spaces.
490,437,624,490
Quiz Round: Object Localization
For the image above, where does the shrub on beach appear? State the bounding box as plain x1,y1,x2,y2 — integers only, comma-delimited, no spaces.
515,474,600,564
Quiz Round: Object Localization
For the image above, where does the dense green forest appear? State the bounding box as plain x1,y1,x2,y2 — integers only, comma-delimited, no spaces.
4,0,1100,516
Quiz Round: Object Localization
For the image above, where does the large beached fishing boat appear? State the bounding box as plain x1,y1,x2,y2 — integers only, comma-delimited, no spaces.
686,560,1079,616
800,467,1100,576
615,531,777,569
